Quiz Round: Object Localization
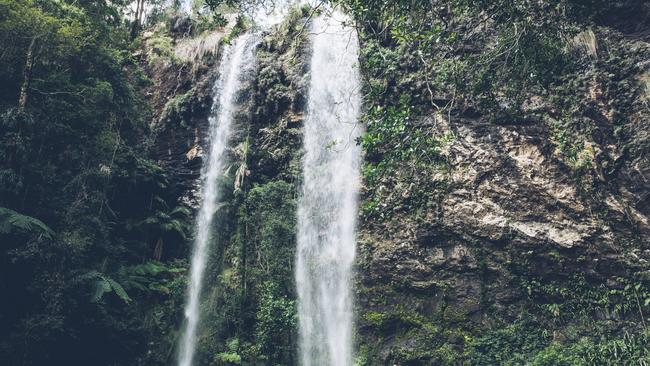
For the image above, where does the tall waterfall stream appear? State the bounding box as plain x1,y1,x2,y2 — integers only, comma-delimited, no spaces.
177,33,258,366
296,12,363,366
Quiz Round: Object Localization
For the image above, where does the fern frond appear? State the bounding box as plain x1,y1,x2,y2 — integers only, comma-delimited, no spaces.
0,207,54,239
92,278,112,302
170,206,191,217
90,274,132,305
106,278,132,304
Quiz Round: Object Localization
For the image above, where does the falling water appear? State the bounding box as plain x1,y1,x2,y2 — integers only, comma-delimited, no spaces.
177,33,258,366
296,12,363,366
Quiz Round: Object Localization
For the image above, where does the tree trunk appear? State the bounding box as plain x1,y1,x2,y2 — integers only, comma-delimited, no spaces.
137,0,146,25
130,0,143,39
18,37,36,113
153,237,163,261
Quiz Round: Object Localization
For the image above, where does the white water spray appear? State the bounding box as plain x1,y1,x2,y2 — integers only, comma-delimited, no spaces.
177,33,258,366
296,12,363,366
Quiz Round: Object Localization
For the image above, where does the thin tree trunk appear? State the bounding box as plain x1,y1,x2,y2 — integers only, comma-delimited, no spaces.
153,237,163,261
137,0,145,25
130,0,143,39
18,37,36,113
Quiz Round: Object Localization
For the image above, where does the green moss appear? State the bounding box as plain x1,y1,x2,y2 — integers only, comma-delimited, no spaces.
463,317,549,365
158,88,196,128
362,311,391,328
146,30,179,66
362,302,469,339
527,332,650,366
519,273,650,325
353,345,369,366
547,116,595,174
214,338,242,365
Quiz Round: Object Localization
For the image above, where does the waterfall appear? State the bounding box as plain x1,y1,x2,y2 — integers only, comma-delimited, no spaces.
177,33,258,366
296,12,363,366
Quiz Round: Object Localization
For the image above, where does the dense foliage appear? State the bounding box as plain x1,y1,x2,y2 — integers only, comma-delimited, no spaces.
0,1,191,365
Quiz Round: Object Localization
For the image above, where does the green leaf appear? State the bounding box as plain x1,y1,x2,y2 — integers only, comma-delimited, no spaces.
106,278,132,304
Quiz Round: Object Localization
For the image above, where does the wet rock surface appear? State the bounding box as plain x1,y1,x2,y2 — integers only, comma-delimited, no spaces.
142,28,224,208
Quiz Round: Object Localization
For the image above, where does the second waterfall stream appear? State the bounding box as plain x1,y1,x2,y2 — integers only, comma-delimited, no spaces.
296,12,363,366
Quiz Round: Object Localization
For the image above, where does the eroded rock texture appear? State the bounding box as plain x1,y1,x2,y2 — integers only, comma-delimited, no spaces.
355,23,650,365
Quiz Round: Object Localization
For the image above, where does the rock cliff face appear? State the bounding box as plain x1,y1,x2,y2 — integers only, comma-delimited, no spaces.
146,24,232,208
356,110,650,362
149,6,650,366
352,12,650,365
358,108,650,310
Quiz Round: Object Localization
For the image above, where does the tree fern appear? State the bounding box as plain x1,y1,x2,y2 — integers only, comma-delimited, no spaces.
84,271,132,305
0,207,54,239
117,261,184,295
139,205,190,239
